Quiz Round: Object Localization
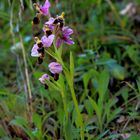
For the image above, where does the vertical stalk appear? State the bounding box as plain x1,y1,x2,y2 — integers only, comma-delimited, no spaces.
66,74,84,140
53,44,84,139
60,90,68,119
60,90,69,139
20,35,33,126
56,50,84,139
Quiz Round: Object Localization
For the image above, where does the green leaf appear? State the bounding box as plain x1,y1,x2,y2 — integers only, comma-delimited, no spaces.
88,97,101,119
95,130,109,140
32,113,43,139
97,69,109,101
110,64,125,80
0,10,10,21
108,107,122,124
0,137,11,140
88,96,102,131
33,113,42,130
97,58,125,80
45,80,60,91
126,45,140,67
136,77,140,95
106,60,125,80
128,133,140,140
84,99,94,116
70,52,74,78
83,69,98,89
105,98,122,124
0,126,6,137
58,73,65,91
65,119,76,140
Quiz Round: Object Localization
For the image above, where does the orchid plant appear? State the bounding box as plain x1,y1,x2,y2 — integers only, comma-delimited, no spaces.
31,1,74,82
2,0,139,139
31,0,84,139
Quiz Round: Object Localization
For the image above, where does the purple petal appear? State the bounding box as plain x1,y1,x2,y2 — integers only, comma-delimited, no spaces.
39,74,50,84
45,17,55,25
31,44,40,57
48,24,54,31
40,0,50,16
63,26,74,36
64,37,74,45
48,62,62,74
44,17,55,31
41,35,54,48
56,37,63,48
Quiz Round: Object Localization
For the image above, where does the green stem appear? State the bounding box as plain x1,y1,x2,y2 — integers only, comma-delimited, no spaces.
60,90,69,139
57,50,84,139
48,44,84,139
60,90,68,118
67,78,84,140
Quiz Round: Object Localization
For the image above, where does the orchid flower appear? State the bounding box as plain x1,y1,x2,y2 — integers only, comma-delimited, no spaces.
56,26,74,48
48,62,62,74
41,34,55,48
40,0,50,16
39,74,50,84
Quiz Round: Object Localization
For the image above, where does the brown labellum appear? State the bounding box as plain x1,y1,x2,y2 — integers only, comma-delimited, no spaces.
44,84,48,89
32,16,40,25
37,42,43,48
54,73,59,81
38,57,43,64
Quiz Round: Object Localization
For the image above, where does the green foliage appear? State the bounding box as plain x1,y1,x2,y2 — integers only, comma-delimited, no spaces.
1,0,140,139
128,133,140,140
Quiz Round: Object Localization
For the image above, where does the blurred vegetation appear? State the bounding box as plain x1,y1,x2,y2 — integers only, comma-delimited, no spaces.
1,0,140,139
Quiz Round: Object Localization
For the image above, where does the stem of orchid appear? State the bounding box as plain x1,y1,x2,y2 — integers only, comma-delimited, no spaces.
46,44,84,139
60,90,69,138
47,45,69,137
64,70,84,140
60,90,68,118
56,76,69,129
54,45,84,139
